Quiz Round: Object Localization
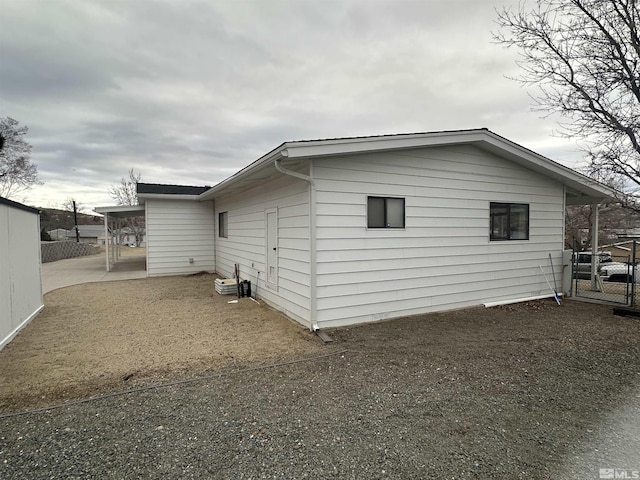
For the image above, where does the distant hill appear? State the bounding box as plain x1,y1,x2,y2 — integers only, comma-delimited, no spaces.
39,208,103,232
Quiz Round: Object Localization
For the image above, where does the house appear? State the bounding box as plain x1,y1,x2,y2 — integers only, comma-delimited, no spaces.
66,224,104,244
115,227,146,247
98,129,616,330
599,241,639,263
1,196,44,349
47,228,71,241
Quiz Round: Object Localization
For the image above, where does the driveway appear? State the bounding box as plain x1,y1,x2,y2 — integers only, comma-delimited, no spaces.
41,252,146,293
1,296,640,479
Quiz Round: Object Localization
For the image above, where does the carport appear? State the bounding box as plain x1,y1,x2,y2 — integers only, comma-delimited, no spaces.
94,205,146,273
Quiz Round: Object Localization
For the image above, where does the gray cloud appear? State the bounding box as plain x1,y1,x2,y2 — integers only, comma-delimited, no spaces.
0,0,583,209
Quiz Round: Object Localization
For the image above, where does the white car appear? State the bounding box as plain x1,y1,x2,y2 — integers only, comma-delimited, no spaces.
599,262,640,283
573,251,613,280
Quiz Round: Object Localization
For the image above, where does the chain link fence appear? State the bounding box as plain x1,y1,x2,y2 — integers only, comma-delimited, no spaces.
573,241,639,306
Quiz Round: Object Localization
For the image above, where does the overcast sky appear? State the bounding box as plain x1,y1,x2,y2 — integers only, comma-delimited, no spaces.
1,0,583,211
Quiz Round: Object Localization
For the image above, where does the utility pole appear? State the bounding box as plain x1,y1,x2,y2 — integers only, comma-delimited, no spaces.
73,200,80,243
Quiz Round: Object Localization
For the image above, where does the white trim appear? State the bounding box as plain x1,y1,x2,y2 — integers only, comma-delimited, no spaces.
145,201,150,277
0,304,44,351
265,207,278,290
309,160,318,331
483,293,563,308
94,205,145,215
137,194,200,202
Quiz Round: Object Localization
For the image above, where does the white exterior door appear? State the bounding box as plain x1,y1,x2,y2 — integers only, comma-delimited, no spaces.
265,208,278,289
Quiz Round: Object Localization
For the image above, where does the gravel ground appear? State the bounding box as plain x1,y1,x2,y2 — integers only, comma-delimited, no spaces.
2,299,640,479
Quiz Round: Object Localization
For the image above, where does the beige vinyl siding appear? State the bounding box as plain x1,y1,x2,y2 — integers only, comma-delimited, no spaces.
313,144,565,328
215,174,311,327
0,202,43,349
146,199,215,276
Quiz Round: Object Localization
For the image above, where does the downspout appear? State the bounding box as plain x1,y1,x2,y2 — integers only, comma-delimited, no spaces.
275,157,319,331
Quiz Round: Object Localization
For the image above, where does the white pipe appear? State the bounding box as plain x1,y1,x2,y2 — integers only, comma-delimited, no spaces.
274,158,315,187
483,293,563,308
274,159,319,331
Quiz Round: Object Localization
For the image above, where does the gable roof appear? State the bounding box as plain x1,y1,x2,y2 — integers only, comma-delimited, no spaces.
137,183,210,195
0,196,40,215
68,225,104,237
198,128,617,204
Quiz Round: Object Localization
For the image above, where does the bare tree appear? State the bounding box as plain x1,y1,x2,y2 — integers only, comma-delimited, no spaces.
0,117,41,198
63,197,85,214
109,169,144,247
565,203,637,250
494,0,640,206
109,168,140,206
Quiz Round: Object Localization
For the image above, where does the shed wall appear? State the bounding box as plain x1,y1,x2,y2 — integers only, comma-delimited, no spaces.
145,199,215,276
214,174,311,327
313,145,565,328
0,202,44,349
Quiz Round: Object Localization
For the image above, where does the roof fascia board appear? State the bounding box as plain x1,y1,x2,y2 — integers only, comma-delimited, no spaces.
0,196,40,215
137,193,201,201
94,205,145,213
196,128,618,202
284,129,616,200
283,130,487,159
198,147,287,201
478,131,616,200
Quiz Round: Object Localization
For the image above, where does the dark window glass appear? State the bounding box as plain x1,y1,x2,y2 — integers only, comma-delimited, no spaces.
367,196,405,228
219,211,228,238
490,203,529,241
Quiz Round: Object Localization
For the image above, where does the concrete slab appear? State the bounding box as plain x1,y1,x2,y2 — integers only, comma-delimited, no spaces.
42,254,146,294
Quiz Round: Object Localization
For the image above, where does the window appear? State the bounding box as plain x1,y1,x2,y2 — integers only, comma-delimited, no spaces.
490,203,529,241
367,196,405,228
219,211,228,238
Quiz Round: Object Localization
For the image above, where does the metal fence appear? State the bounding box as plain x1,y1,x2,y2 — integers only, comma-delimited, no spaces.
573,242,638,306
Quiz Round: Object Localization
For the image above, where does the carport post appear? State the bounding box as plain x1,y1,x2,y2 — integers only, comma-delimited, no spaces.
632,241,637,308
591,202,599,290
111,217,116,268
116,218,120,260
104,213,110,272
117,218,120,259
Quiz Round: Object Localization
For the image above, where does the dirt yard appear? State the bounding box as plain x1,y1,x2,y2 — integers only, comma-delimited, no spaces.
2,280,640,478
1,270,638,416
0,273,327,410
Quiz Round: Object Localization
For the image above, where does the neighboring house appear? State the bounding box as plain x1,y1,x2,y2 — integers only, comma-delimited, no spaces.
66,224,104,244
115,227,146,247
599,241,638,262
102,129,616,330
0,197,44,349
47,228,71,241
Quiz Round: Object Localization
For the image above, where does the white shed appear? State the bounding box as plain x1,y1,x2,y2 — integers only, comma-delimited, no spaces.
0,196,44,349
138,129,617,329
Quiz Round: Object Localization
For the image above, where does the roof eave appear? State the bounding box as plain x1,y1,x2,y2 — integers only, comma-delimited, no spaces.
196,128,619,204
198,145,288,201
473,131,618,202
137,193,201,204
